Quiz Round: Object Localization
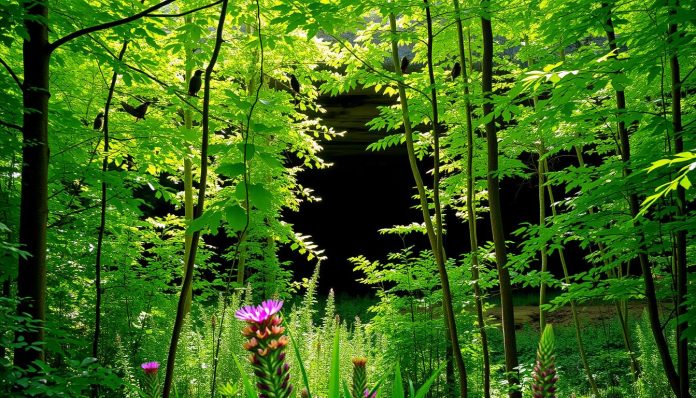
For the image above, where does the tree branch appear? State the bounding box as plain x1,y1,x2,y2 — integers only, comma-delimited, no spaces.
681,63,696,84
0,57,23,91
147,0,222,17
87,34,211,118
0,119,22,132
49,0,176,52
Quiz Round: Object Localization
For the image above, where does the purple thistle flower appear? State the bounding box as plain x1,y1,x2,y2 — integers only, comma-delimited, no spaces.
140,361,159,375
235,299,283,323
531,325,557,398
237,300,292,398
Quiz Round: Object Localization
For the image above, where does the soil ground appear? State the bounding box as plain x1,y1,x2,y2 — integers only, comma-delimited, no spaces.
487,302,650,329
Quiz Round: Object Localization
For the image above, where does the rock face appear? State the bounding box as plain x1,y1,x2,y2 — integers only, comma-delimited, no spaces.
316,87,398,157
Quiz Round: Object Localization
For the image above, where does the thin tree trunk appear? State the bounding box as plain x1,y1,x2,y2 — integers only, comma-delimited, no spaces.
537,146,548,330
236,241,247,284
162,2,229,397
182,13,195,316
667,2,688,396
601,3,683,396
91,39,129,398
15,0,50,371
423,2,468,396
480,2,521,396
452,1,490,395
14,0,173,375
389,11,467,398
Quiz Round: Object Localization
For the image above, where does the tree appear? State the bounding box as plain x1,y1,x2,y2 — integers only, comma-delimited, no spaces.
480,1,521,396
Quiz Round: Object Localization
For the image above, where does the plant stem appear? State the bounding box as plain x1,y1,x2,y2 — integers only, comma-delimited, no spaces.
389,9,467,398
667,2,689,395
162,2,229,396
480,1,521,396
453,0,490,395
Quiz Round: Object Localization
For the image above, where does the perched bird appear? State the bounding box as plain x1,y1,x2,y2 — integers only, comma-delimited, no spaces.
451,62,461,81
188,70,203,96
93,112,104,130
289,74,300,94
400,56,410,74
121,101,152,121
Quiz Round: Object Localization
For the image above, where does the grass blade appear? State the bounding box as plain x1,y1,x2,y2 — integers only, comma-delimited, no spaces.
391,362,403,398
285,320,312,398
343,379,354,398
413,362,446,398
233,356,258,398
328,326,341,398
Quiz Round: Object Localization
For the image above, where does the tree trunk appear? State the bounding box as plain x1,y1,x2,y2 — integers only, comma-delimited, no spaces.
601,3,683,396
91,39,129,398
537,146,548,331
423,2,468,396
452,1,490,395
480,2,521,396
667,2,688,396
162,2,229,397
182,13,195,316
15,0,50,371
388,10,467,398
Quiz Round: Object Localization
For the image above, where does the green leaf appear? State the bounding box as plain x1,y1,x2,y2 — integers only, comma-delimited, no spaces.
413,362,446,398
328,327,340,398
286,323,312,398
679,176,691,190
258,152,284,169
187,209,222,233
343,380,354,398
233,356,258,398
216,162,246,178
235,183,273,211
238,143,255,160
224,204,247,231
391,362,403,398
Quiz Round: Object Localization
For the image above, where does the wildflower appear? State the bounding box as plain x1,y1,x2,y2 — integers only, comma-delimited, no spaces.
140,361,161,398
141,361,159,376
237,300,292,398
352,357,368,398
235,299,283,323
531,325,558,398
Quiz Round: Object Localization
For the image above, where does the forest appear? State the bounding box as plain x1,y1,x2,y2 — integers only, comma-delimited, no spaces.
0,0,694,397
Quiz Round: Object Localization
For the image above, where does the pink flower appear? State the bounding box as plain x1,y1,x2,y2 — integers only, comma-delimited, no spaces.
237,300,292,398
141,361,159,375
364,388,377,398
235,299,283,323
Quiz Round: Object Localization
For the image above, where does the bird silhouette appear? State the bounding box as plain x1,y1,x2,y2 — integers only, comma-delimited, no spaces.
400,56,410,74
93,112,104,130
451,62,461,81
121,101,152,121
289,74,300,94
188,70,203,96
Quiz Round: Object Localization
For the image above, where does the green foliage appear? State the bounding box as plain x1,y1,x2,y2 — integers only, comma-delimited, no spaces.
639,150,696,214
1,0,695,397
634,312,673,397
0,298,123,396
